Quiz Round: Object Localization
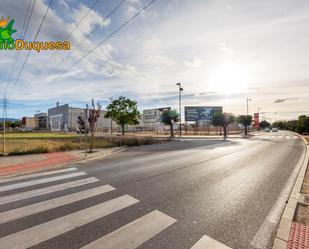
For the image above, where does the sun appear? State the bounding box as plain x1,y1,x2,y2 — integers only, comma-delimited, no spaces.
208,61,249,94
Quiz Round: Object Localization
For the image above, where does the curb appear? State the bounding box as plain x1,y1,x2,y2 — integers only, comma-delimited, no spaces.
69,146,127,165
0,147,126,179
273,135,309,249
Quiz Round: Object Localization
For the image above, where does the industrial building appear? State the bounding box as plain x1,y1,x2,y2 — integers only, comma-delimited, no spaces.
21,117,36,129
47,103,146,132
34,112,48,130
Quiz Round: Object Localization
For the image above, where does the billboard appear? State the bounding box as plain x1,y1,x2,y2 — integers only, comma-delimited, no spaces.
253,113,259,128
143,107,171,123
185,106,222,122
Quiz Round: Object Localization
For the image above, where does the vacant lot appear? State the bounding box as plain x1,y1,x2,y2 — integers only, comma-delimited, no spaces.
0,132,163,156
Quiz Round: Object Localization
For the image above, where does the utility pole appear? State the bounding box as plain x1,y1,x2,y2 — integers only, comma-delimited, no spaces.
2,96,8,156
176,82,183,137
108,97,113,134
246,97,251,116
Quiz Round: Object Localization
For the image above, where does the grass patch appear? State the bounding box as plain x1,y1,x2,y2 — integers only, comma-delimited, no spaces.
0,132,164,156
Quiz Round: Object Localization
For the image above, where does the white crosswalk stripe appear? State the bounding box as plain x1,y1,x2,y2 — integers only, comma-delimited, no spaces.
82,210,176,249
0,185,115,224
191,235,232,249
0,171,86,192
0,167,178,249
0,177,98,205
0,195,139,249
0,167,78,184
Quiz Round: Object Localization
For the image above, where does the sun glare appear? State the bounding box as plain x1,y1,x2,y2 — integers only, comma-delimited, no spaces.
209,61,249,94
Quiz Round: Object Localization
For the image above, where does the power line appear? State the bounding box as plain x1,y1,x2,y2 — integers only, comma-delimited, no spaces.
45,0,102,64
44,0,126,79
10,0,53,95
6,0,35,93
45,0,157,86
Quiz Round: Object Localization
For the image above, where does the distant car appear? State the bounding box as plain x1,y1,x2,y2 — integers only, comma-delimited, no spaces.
271,127,278,132
264,127,271,132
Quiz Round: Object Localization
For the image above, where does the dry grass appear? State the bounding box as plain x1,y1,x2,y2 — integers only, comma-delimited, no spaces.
0,132,163,156
0,133,114,156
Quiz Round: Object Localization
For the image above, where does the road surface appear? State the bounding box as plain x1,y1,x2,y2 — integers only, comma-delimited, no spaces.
0,131,306,249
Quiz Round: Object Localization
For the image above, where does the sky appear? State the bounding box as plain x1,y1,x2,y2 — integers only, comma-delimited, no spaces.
0,0,309,121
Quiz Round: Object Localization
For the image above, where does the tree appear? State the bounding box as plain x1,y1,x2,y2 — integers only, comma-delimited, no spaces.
297,115,309,134
259,120,271,129
237,115,252,135
211,112,235,140
105,96,141,135
88,100,101,153
161,110,179,138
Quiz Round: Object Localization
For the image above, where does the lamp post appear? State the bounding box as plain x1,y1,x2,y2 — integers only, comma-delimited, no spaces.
176,82,183,137
108,97,113,134
246,97,251,116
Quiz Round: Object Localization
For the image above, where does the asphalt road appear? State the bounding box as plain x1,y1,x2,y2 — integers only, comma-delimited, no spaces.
0,131,306,249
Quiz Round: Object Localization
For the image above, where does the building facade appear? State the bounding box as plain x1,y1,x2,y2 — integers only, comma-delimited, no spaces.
34,112,48,130
21,117,36,129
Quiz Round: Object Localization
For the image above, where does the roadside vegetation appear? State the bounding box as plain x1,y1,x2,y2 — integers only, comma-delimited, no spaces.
272,115,309,135
0,132,162,156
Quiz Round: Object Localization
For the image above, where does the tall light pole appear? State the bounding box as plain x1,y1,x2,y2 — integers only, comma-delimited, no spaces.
108,97,113,134
176,82,183,137
246,97,251,116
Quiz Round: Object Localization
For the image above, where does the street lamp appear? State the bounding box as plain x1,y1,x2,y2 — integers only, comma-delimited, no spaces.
246,97,251,116
176,82,183,137
108,97,113,134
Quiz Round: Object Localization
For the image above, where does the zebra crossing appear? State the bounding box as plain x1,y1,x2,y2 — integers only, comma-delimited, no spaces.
0,167,178,249
0,167,229,249
257,134,299,140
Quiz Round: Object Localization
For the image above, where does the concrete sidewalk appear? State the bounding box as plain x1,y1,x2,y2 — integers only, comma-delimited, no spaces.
273,136,309,249
0,147,125,177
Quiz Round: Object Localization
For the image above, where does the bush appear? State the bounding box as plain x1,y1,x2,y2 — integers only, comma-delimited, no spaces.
8,146,49,156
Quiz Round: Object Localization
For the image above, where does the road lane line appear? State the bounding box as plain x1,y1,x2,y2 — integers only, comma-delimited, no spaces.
0,195,139,249
250,145,306,249
0,177,98,205
0,185,115,224
191,235,232,249
0,167,78,184
81,210,176,249
0,172,86,193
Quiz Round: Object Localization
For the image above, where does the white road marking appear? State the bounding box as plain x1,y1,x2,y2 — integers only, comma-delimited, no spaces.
0,167,78,184
0,195,139,249
0,185,115,224
0,177,98,205
82,210,176,249
250,146,306,249
0,171,86,193
191,235,232,249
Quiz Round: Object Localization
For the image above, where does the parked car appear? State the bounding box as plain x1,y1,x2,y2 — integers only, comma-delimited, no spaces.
271,127,278,132
264,127,271,132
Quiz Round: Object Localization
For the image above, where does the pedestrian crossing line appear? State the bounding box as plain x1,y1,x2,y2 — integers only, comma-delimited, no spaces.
0,195,139,249
0,171,86,193
0,177,98,205
191,235,232,249
0,167,78,184
0,185,116,224
81,210,177,249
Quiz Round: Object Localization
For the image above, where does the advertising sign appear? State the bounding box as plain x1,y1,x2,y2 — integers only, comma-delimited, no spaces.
253,113,259,128
143,107,171,123
185,106,222,122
